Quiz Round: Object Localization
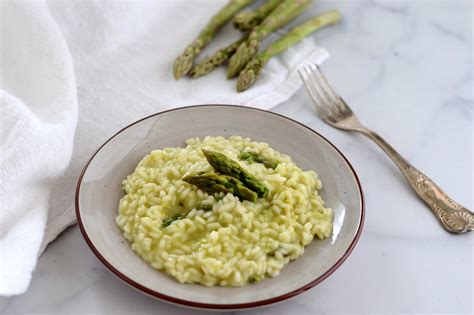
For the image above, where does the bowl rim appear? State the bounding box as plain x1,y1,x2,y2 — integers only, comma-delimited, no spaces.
75,104,365,310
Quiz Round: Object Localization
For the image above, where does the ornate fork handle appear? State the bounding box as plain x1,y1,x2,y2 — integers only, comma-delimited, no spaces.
358,128,474,233
299,64,472,233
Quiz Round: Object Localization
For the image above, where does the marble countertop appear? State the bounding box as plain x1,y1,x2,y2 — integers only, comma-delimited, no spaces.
1,0,472,314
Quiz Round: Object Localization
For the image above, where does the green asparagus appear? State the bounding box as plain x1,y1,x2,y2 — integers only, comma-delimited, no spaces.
162,196,219,227
190,36,247,78
183,172,258,202
239,151,278,169
162,214,183,227
237,10,342,91
202,149,269,198
233,0,281,31
173,0,253,80
227,0,311,78
195,199,215,211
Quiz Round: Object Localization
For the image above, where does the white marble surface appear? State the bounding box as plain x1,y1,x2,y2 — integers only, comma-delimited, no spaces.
1,0,473,314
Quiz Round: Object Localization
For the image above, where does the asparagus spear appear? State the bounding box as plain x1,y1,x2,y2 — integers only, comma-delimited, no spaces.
190,36,247,78
183,172,258,202
173,0,253,80
202,149,269,198
233,0,281,31
239,151,278,169
237,10,342,91
162,196,217,227
163,214,184,227
227,0,312,78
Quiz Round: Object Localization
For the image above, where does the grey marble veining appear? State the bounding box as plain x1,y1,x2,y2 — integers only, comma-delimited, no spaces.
1,0,472,314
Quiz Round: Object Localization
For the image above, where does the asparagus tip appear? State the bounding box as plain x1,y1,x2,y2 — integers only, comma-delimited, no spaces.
227,45,245,78
237,70,256,92
189,56,214,78
233,11,258,32
173,51,195,80
228,40,259,79
201,149,212,158
237,59,263,92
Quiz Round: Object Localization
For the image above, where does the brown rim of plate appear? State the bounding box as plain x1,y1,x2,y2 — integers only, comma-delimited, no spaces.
75,104,365,310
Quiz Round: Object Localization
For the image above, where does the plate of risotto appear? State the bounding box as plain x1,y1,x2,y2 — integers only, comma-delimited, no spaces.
76,105,364,310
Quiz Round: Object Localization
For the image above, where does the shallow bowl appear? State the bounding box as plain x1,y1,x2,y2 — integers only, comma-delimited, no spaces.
76,105,364,310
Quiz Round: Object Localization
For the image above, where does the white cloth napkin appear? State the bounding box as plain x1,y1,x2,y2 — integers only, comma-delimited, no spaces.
0,0,328,296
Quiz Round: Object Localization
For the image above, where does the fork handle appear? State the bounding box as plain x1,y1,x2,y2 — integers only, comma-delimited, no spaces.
360,128,473,233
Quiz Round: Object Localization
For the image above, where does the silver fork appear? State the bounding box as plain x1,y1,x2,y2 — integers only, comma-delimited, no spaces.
299,64,473,234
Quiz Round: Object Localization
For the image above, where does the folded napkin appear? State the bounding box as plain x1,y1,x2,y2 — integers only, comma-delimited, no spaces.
0,0,328,295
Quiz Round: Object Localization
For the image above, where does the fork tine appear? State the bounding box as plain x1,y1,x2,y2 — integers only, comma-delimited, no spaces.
298,67,326,115
307,65,338,116
310,65,343,116
313,65,351,114
306,67,335,108
298,66,331,118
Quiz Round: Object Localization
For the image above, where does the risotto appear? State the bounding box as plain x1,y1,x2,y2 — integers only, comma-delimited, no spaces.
116,136,333,287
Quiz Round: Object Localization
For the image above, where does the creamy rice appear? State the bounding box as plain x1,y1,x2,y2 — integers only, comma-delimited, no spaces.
116,136,333,286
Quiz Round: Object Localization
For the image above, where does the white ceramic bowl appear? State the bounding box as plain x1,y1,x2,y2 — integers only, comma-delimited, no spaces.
76,105,364,311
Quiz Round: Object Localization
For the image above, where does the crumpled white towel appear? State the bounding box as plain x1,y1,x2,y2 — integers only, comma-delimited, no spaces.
0,0,328,296
0,0,78,296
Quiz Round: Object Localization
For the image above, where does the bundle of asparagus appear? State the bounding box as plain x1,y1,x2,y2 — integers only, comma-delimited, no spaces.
172,0,342,91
